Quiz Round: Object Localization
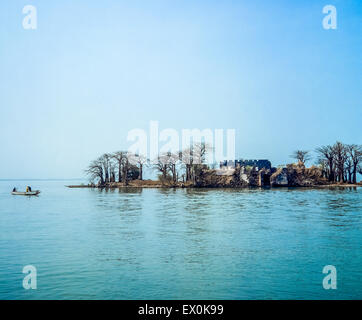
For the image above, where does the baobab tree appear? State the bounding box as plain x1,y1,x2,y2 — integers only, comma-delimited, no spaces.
154,153,172,182
120,152,131,185
180,147,192,182
85,157,105,185
346,144,362,184
316,157,329,180
345,157,353,183
153,152,181,184
316,142,360,184
87,152,139,186
112,151,128,183
180,142,211,184
167,152,180,183
86,153,114,185
99,153,113,183
290,150,311,165
316,145,336,182
129,153,148,181
333,141,347,183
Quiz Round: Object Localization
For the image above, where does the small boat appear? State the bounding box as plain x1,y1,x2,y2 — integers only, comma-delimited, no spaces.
11,191,40,196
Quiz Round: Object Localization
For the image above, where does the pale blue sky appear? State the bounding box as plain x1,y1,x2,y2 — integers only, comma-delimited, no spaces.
0,0,361,179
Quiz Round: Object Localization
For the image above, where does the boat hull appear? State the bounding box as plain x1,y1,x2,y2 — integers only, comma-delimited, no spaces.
11,191,40,196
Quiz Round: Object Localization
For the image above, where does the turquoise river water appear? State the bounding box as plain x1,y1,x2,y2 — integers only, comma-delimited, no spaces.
0,180,361,299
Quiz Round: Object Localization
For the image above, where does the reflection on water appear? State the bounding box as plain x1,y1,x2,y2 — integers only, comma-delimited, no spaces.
0,180,361,299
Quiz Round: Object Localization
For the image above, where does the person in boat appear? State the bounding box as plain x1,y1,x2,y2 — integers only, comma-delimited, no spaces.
13,187,17,192
26,186,32,192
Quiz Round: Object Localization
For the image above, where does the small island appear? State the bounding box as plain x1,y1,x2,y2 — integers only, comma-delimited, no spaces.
68,141,362,189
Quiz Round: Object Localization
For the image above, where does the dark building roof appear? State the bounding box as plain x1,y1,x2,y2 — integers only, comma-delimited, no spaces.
220,159,272,170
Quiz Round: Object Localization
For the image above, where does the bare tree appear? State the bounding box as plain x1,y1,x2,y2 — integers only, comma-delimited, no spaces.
180,148,192,182
333,141,347,183
316,157,329,180
154,153,171,182
121,152,130,185
315,142,360,184
346,144,362,184
112,151,127,183
290,150,311,165
345,157,353,183
98,154,113,183
167,153,180,183
316,145,336,182
129,153,148,181
153,152,181,184
180,142,212,184
109,162,116,182
85,157,105,185
192,142,211,164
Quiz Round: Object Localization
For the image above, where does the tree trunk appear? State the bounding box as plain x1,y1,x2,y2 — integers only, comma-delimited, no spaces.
328,162,334,182
163,164,167,179
352,164,357,184
339,167,344,183
172,164,176,183
118,164,122,183
122,166,127,184
139,164,143,180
